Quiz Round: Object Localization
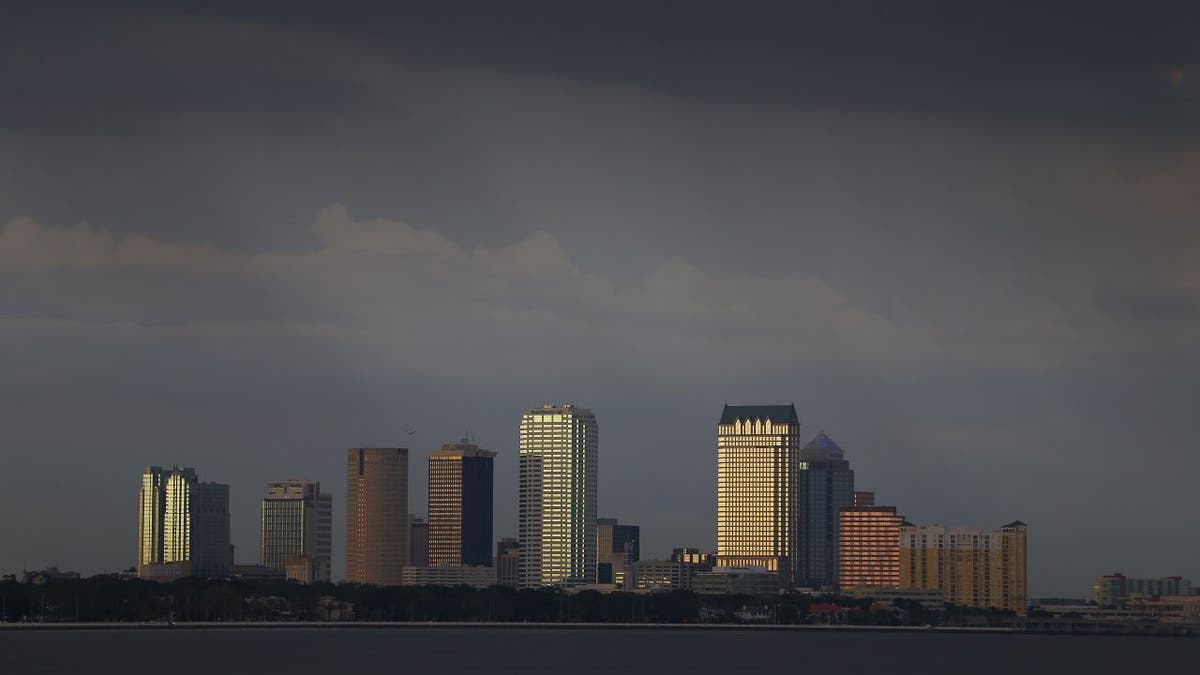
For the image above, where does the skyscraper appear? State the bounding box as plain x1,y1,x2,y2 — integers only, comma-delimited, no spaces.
346,448,409,586
838,491,903,590
596,518,640,586
798,431,854,589
428,442,495,567
900,521,1028,613
519,403,598,588
716,404,801,586
259,480,332,583
137,466,230,579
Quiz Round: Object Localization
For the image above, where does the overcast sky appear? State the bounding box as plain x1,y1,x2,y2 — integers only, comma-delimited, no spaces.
2,2,1198,596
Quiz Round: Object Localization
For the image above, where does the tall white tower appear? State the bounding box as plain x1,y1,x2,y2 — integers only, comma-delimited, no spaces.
518,403,598,588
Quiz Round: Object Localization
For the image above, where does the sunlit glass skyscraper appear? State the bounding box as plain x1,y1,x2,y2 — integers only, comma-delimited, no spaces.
715,404,802,587
518,403,598,588
137,465,230,579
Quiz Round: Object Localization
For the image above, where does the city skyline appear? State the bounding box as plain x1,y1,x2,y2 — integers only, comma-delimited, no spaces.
3,401,1189,598
4,3,1200,600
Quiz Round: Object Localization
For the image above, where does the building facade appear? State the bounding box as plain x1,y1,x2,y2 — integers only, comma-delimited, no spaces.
631,560,694,591
716,404,802,586
401,565,496,589
693,567,782,595
346,448,409,585
672,547,716,571
797,431,854,589
259,480,332,583
900,521,1028,613
428,442,495,567
409,516,429,567
838,491,903,591
138,466,230,579
596,518,640,586
1093,573,1194,606
496,538,520,587
518,404,598,588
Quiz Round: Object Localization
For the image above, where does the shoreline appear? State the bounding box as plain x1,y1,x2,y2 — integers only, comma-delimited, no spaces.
0,621,1008,633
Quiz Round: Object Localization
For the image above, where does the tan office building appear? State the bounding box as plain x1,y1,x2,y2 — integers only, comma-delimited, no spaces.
838,491,903,590
260,479,332,583
346,448,409,585
716,404,802,586
900,520,1028,613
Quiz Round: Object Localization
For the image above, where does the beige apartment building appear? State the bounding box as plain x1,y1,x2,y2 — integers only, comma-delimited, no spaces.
346,448,409,585
900,520,1028,613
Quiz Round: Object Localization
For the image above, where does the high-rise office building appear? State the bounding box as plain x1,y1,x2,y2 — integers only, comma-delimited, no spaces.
409,516,429,567
838,491,903,590
900,521,1028,613
428,442,495,567
518,403,598,588
496,538,520,588
716,404,802,586
596,518,640,585
259,480,332,583
797,431,854,589
346,448,409,585
137,466,230,579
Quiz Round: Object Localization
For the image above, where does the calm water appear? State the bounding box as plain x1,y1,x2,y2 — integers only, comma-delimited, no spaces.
0,627,1192,674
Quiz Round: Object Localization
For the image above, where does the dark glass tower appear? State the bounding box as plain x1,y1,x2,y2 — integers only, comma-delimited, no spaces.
798,431,854,589
428,442,495,567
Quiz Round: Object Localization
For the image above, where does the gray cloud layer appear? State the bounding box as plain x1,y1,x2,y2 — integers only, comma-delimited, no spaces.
2,3,1199,594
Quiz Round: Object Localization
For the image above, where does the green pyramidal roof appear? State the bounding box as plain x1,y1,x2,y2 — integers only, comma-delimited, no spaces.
719,404,799,425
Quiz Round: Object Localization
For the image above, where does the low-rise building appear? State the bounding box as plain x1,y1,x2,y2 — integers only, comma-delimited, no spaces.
847,587,946,610
1093,572,1193,606
693,567,781,596
400,565,495,588
231,564,286,582
631,560,693,592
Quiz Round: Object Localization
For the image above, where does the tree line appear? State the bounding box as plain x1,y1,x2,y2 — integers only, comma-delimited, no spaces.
0,576,999,626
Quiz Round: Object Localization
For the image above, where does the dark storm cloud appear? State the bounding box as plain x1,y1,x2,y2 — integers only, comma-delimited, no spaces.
8,1,1200,134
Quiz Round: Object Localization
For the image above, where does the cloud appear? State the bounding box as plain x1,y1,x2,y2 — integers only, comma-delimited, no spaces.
0,208,923,379
9,204,1187,385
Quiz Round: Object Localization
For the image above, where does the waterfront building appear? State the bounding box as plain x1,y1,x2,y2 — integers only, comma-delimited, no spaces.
400,565,496,589
137,466,230,579
346,448,409,585
597,518,640,586
846,587,946,610
409,516,429,567
692,566,782,595
838,491,903,590
496,538,520,587
428,442,495,567
900,521,1028,613
716,404,802,586
518,404,598,588
259,480,332,583
798,431,854,589
1093,573,1194,606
